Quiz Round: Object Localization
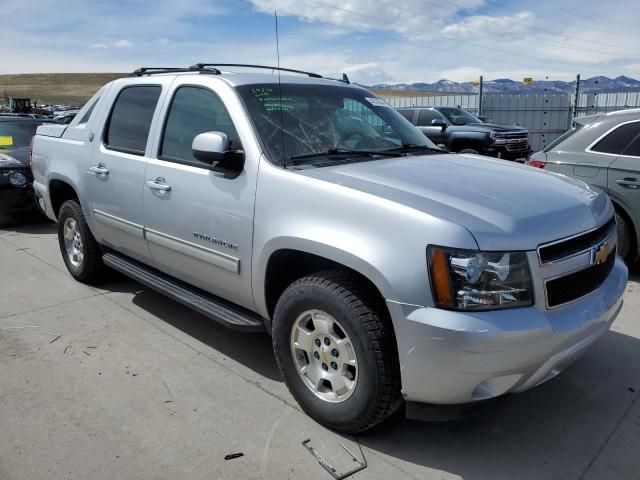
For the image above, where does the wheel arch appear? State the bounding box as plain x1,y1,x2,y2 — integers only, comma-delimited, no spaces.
256,239,395,321
611,197,638,259
48,176,80,219
448,132,488,152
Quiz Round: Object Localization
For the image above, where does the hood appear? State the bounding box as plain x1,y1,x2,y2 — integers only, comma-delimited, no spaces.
0,147,29,168
452,122,528,133
300,154,611,251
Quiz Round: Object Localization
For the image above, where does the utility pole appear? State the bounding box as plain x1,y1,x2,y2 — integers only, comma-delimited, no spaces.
572,73,581,120
478,75,484,116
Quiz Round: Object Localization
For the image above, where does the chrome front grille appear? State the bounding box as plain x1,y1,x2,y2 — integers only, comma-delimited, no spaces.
538,217,617,308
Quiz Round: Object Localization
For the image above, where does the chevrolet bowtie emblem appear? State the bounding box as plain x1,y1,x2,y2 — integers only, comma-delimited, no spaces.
592,241,611,265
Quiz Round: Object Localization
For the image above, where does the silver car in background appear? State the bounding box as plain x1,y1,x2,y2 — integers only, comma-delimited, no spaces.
529,109,640,262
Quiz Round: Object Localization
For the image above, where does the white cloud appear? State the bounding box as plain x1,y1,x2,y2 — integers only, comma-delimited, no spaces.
111,39,133,48
441,12,537,41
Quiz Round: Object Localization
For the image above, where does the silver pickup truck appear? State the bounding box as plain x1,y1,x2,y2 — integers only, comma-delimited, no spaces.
31,64,628,433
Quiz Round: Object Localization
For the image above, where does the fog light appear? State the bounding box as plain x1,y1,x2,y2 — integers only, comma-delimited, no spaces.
8,172,27,187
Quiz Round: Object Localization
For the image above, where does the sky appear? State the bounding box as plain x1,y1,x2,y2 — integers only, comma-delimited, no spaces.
1,0,639,85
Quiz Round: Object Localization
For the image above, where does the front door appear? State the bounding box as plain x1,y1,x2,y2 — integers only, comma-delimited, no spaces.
416,109,448,145
89,83,164,262
142,80,258,310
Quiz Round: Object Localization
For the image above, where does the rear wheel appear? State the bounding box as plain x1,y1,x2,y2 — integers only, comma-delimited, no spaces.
615,211,635,263
57,200,104,283
272,269,402,433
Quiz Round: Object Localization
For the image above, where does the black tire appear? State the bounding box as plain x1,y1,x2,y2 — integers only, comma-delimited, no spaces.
458,148,480,155
615,211,635,263
57,200,104,283
272,269,402,433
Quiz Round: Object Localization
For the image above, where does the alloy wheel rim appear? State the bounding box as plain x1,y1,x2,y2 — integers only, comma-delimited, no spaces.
63,218,84,268
290,309,358,403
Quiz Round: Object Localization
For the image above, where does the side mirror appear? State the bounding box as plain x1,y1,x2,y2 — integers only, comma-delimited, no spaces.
192,132,244,179
431,119,447,130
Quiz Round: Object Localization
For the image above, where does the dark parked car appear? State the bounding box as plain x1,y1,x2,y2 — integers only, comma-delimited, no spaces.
398,106,531,160
0,117,56,225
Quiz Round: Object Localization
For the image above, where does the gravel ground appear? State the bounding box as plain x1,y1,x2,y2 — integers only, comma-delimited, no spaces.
1,220,639,480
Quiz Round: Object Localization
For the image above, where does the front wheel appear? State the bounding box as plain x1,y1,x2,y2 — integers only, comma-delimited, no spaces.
57,200,104,283
272,269,402,433
458,148,480,155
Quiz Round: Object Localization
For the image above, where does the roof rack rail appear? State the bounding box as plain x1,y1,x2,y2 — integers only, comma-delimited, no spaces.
129,66,221,77
189,63,323,78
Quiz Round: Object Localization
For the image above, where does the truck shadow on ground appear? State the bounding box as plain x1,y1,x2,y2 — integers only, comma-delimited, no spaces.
128,288,282,381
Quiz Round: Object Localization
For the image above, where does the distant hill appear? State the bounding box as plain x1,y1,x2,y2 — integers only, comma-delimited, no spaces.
2,73,640,106
370,75,640,95
0,73,125,105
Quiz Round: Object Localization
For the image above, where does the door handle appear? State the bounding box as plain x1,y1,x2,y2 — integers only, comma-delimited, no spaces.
146,177,171,191
89,163,109,176
616,178,640,189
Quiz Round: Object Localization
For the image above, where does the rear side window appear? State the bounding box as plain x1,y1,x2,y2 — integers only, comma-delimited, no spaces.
622,133,640,157
78,97,99,125
398,109,415,123
591,121,640,155
105,86,161,155
544,124,583,152
160,86,240,164
417,109,444,126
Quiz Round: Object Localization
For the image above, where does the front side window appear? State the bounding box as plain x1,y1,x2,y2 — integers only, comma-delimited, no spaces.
591,121,640,155
236,84,437,167
417,109,445,126
105,86,161,155
160,86,240,164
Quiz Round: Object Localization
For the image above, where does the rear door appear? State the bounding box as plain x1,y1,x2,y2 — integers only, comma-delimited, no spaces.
604,121,640,229
89,80,167,262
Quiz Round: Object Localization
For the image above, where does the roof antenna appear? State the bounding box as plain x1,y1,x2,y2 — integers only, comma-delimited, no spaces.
275,11,286,170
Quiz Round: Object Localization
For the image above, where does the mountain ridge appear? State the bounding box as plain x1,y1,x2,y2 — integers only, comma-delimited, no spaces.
369,75,640,94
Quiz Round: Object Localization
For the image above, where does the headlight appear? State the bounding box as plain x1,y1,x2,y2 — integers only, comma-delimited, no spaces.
429,246,533,311
489,131,507,144
8,172,28,187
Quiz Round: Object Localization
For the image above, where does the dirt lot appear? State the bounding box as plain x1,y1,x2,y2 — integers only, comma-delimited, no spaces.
1,220,639,480
0,73,123,105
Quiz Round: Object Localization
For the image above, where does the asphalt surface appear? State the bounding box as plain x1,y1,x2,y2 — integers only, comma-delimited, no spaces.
1,220,639,480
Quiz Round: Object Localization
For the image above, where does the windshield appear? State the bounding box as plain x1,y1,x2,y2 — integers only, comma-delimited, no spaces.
236,83,438,167
0,121,41,149
438,107,482,125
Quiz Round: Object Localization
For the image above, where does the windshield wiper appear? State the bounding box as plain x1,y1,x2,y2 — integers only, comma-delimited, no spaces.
383,144,448,154
289,148,401,164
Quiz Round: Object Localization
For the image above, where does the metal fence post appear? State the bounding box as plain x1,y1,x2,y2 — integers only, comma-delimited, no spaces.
572,74,581,120
478,75,484,116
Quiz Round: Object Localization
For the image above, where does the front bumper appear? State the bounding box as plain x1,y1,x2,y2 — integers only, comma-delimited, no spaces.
485,144,532,160
387,256,627,405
